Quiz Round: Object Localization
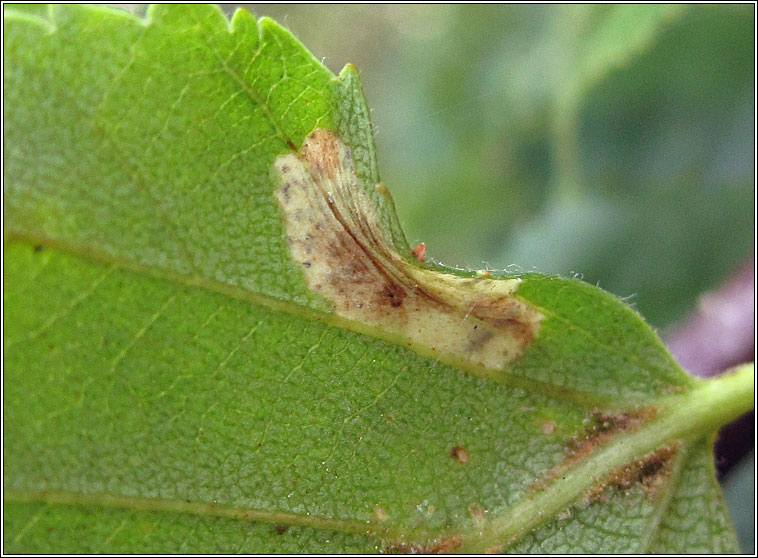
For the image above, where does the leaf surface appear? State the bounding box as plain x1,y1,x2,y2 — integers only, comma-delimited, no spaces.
3,5,752,553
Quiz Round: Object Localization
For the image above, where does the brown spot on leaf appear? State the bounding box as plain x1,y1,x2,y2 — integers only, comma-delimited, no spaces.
374,507,388,522
382,283,406,308
450,446,469,464
274,524,288,535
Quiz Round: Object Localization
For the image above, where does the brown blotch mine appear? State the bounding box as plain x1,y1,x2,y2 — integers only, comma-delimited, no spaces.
384,536,463,555
565,408,659,465
450,446,469,464
585,444,679,503
531,407,659,492
274,129,543,371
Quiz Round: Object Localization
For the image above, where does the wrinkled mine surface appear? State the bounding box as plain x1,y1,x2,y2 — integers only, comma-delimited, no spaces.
274,129,542,370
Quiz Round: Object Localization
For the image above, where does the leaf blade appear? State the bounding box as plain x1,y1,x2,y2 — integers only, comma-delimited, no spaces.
4,5,750,553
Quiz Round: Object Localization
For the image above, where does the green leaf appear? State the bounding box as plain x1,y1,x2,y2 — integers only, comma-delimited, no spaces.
3,5,753,553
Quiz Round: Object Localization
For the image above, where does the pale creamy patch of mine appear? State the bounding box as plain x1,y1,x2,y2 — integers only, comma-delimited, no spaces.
274,129,543,370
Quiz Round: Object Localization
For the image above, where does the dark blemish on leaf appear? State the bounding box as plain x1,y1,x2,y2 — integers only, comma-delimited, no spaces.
286,139,297,151
450,446,469,464
303,261,311,267
281,164,291,173
33,244,44,252
274,524,288,535
382,283,406,308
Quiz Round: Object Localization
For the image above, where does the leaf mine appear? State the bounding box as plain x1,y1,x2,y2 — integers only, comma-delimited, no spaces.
274,129,543,370
583,444,679,505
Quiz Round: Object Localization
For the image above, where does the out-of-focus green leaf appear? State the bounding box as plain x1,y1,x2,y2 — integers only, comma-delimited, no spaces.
723,451,756,553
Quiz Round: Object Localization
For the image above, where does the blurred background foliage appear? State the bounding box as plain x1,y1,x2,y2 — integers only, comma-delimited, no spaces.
56,3,757,551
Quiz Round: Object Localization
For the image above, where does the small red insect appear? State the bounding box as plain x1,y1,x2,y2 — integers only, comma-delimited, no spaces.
411,242,426,263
